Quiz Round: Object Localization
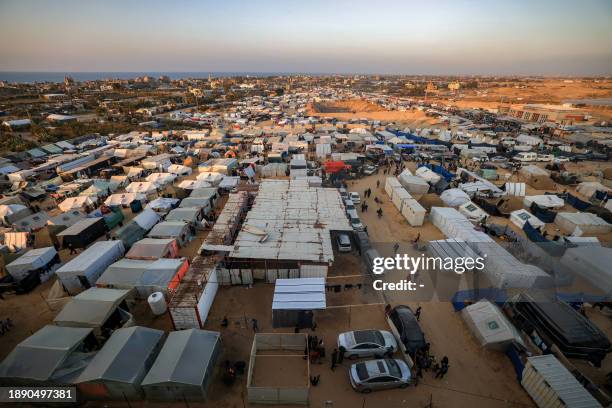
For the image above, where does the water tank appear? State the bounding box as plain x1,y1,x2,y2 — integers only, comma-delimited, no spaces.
147,292,167,315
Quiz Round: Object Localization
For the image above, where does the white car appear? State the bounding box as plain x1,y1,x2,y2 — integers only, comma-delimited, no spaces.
349,192,361,204
554,157,570,163
338,330,398,359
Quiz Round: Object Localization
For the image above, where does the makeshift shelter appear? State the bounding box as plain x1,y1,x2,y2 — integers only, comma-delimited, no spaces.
56,240,125,295
0,325,95,386
555,212,611,235
167,164,192,177
0,204,31,226
146,197,180,213
523,195,565,209
132,208,161,232
196,171,224,186
397,169,429,199
177,179,211,190
113,222,146,249
141,329,221,401
440,189,471,207
76,326,165,400
57,217,107,249
576,182,610,200
165,207,204,225
458,201,489,223
272,278,326,328
510,209,545,230
13,211,50,232
461,300,524,351
48,209,86,228
96,258,189,299
105,193,145,207
147,221,191,247
125,182,158,199
560,246,612,298
520,165,555,190
415,166,441,184
126,238,179,260
58,196,97,212
146,172,177,187
5,246,59,282
178,197,212,214
54,288,134,333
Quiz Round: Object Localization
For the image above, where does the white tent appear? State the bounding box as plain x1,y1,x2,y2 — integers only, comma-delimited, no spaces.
576,182,610,200
458,201,489,223
58,196,96,212
0,204,31,225
146,197,180,212
133,209,161,231
196,172,224,186
461,300,525,351
177,179,212,190
415,167,441,184
397,170,429,199
125,182,158,195
440,189,470,207
510,209,545,229
145,173,177,187
523,195,565,209
6,247,58,282
105,193,146,207
555,212,611,235
167,164,192,177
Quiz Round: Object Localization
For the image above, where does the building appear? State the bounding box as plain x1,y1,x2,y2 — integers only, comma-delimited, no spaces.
501,104,588,125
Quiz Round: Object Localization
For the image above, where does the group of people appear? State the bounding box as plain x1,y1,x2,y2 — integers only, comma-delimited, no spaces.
306,334,326,364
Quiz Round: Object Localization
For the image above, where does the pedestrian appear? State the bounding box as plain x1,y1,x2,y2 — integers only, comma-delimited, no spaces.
318,339,326,359
105,230,111,240
415,306,422,321
436,356,449,379
376,180,380,188
393,242,399,254
331,348,338,370
221,316,228,328
68,243,77,255
338,346,345,364
413,233,421,244
251,318,259,332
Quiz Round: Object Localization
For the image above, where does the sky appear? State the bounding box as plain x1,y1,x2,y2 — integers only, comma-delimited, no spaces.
0,0,611,75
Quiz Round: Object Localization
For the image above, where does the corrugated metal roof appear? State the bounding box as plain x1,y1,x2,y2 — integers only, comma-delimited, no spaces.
272,278,326,310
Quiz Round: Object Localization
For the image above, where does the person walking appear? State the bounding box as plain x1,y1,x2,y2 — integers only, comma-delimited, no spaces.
251,318,259,333
415,306,422,321
331,348,338,370
393,242,400,254
68,243,77,255
338,346,345,364
376,180,380,188
436,356,449,379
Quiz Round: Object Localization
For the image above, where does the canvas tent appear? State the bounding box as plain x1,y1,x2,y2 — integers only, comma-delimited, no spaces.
126,238,179,260
105,193,145,207
440,189,471,207
520,165,555,190
147,221,191,247
56,240,126,295
555,212,611,235
54,287,134,333
141,329,221,401
510,209,545,230
458,201,489,223
76,326,165,400
177,179,211,190
13,211,50,232
125,182,158,198
58,196,96,212
0,325,95,386
57,217,107,249
96,258,189,299
397,169,429,199
167,164,192,177
5,246,59,282
272,278,326,328
133,208,161,231
146,197,179,213
146,172,177,187
0,204,31,226
165,207,204,225
523,195,565,209
560,246,612,298
461,300,525,351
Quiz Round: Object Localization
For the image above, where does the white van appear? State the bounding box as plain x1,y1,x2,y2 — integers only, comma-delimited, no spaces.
537,154,554,162
513,152,537,162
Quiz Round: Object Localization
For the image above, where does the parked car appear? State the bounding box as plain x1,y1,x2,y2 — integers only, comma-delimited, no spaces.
387,305,426,356
490,156,508,163
349,192,361,204
344,199,355,211
553,156,570,163
349,359,411,393
338,330,398,359
347,209,365,231
363,165,378,176
537,154,554,162
339,187,348,200
336,233,352,252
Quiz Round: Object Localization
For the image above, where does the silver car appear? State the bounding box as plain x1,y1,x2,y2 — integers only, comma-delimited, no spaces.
349,358,411,393
338,330,398,359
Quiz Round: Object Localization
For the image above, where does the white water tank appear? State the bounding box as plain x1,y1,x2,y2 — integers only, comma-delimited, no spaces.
148,292,167,315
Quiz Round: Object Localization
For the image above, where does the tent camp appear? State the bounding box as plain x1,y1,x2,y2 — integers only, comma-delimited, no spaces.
56,240,126,295
57,217,107,249
5,246,59,282
147,221,192,247
53,288,134,334
461,300,525,351
0,325,95,386
141,329,221,401
76,326,165,400
126,238,179,260
96,258,189,299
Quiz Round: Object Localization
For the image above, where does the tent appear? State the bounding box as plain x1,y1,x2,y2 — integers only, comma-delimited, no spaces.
13,211,50,232
146,197,180,213
5,246,59,282
54,287,133,332
177,179,212,190
105,193,146,207
458,201,489,223
96,258,189,298
519,165,555,190
147,221,191,247
415,166,441,184
113,222,147,249
48,210,86,227
57,217,107,249
132,208,161,231
461,300,525,351
523,195,565,209
560,246,612,298
125,182,158,198
165,207,204,225
146,173,177,187
167,164,192,177
576,182,610,200
58,196,97,212
196,172,224,186
397,170,429,199
141,329,221,401
440,189,471,207
0,204,31,226
76,326,165,400
272,278,326,328
0,325,95,386
510,209,545,230
555,212,611,235
126,238,179,260
56,240,125,295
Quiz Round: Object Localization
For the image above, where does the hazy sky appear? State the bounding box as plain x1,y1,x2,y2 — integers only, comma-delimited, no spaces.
0,0,611,75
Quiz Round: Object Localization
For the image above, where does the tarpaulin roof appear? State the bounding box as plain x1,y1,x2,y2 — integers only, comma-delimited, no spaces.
273,278,326,310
